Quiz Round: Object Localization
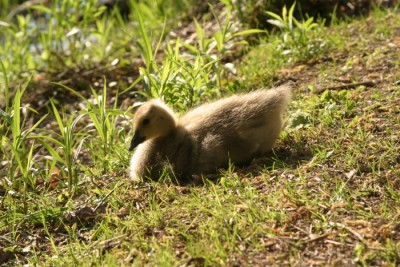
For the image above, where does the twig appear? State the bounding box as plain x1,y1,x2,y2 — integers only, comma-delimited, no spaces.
90,234,127,245
324,240,390,251
366,246,391,251
332,222,364,242
342,225,364,242
93,182,123,212
293,226,309,235
306,232,331,243
124,247,140,263
0,235,25,246
316,81,375,93
275,236,301,248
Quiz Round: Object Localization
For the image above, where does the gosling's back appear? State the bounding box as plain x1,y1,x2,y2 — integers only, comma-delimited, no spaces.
179,85,291,174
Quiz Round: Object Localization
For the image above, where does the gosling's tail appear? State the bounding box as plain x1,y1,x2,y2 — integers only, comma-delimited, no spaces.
265,84,293,110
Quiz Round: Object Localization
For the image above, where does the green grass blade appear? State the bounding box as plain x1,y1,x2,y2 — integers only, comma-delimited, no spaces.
39,138,65,163
50,101,65,138
288,2,296,30
23,114,48,138
153,16,167,61
25,141,35,179
180,41,201,54
231,29,266,38
88,110,104,141
194,18,205,52
30,5,53,15
265,11,284,23
0,59,9,111
134,4,153,67
12,88,22,148
0,108,12,125
53,82,87,101
159,58,172,95
120,73,145,94
70,113,86,133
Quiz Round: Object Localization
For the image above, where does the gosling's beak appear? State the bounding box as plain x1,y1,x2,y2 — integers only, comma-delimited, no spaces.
129,131,146,151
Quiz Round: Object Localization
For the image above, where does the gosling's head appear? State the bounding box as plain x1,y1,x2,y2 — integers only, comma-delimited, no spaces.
129,99,177,151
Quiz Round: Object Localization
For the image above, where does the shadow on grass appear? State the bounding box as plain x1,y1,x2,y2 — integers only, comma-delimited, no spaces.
166,137,314,186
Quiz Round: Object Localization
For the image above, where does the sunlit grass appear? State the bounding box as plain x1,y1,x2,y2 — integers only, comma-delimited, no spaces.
0,1,400,266
0,0,197,99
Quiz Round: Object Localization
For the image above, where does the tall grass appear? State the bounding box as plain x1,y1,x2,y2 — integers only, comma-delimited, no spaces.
0,62,47,210
55,80,127,175
133,3,265,109
265,2,323,60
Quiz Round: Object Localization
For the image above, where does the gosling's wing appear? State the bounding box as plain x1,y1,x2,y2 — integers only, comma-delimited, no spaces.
181,85,291,129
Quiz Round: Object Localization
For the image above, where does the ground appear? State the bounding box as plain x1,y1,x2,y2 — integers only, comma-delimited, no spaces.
1,2,400,266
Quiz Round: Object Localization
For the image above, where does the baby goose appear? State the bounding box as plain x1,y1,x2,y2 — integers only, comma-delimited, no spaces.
129,85,292,181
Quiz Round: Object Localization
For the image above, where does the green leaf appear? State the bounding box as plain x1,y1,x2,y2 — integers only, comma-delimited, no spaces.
288,110,311,129
24,141,35,178
288,2,296,30
214,31,224,52
231,29,266,38
23,114,48,138
121,74,144,94
282,5,287,24
12,88,21,148
0,59,9,111
265,11,284,23
160,58,172,95
320,90,333,102
180,42,200,54
134,4,153,67
53,82,86,101
38,139,64,163
0,108,12,124
30,5,53,14
153,16,167,63
267,19,285,29
194,19,205,52
50,101,65,138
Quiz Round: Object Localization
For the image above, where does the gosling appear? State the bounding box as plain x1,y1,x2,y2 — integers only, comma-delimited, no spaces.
128,85,292,181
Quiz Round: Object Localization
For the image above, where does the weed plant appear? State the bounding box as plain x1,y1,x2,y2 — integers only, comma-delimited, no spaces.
265,2,321,59
240,2,330,88
133,4,264,109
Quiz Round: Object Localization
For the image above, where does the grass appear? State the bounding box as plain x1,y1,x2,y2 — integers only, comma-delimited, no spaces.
1,1,400,265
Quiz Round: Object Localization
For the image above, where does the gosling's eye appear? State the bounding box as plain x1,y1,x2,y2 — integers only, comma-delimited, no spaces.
142,118,150,126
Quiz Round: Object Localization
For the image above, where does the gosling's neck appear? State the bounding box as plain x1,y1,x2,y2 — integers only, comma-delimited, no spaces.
158,113,177,138
151,100,178,139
